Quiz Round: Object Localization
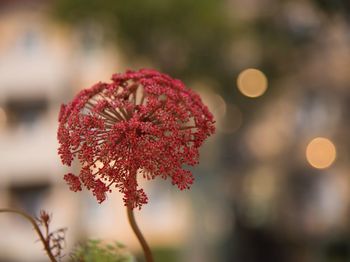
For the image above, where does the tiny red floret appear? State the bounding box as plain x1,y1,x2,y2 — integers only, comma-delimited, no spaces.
57,69,215,209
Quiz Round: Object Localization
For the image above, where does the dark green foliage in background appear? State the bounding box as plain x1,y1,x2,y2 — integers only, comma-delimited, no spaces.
52,0,233,88
52,0,350,101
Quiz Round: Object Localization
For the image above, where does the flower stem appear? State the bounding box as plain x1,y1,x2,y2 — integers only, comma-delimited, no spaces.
0,208,57,262
127,207,154,262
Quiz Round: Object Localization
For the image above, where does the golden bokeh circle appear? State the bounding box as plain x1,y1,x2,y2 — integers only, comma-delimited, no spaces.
237,68,268,98
306,137,336,169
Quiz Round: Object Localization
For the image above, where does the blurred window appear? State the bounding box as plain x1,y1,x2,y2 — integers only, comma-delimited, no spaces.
5,97,48,128
16,29,41,54
9,182,51,216
78,24,104,54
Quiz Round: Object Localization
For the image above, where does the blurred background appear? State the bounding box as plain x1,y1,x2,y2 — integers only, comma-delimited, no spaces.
1,0,350,261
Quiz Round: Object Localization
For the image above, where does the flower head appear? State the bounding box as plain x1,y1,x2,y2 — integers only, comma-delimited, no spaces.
58,69,215,209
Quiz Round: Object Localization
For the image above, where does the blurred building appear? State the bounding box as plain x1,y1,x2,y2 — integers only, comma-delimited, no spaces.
0,2,192,261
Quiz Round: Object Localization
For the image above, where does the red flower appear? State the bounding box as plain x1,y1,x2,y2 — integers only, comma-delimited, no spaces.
58,69,215,209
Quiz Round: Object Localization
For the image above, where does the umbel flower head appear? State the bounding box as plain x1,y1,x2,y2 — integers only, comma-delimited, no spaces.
58,69,215,209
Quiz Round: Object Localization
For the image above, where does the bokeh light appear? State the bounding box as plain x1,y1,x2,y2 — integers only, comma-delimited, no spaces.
218,104,242,134
306,137,336,169
198,89,227,121
237,68,268,98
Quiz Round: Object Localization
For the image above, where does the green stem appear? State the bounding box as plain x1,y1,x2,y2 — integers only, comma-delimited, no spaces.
127,207,154,262
0,208,57,262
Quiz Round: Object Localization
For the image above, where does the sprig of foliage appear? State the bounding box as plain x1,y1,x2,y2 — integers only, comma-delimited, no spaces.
70,239,133,262
36,210,67,261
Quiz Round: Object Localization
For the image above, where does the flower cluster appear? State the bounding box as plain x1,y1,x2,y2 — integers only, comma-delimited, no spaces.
58,69,215,209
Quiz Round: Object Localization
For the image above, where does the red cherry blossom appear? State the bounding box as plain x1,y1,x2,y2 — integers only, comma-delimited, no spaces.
57,69,215,209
